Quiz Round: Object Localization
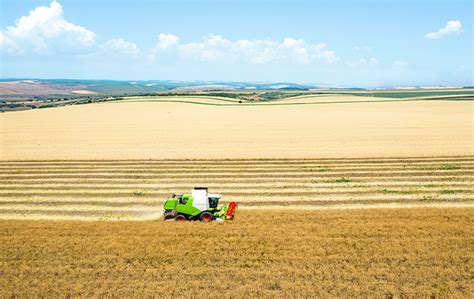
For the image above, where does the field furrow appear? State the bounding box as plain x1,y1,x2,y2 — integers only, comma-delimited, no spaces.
1,187,472,197
1,159,473,168
0,181,471,190
1,157,472,220
2,171,472,180
1,193,471,204
0,160,472,169
0,176,472,185
1,166,472,175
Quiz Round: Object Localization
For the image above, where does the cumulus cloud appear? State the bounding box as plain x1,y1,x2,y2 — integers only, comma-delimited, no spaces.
176,34,337,64
280,37,310,63
311,43,338,64
281,37,304,48
157,33,179,49
0,32,21,55
1,0,95,55
425,20,463,39
1,1,338,67
148,33,180,60
100,38,140,57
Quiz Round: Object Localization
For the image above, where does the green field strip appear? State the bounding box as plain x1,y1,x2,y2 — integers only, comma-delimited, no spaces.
120,95,242,103
349,90,474,98
123,90,474,100
110,96,473,106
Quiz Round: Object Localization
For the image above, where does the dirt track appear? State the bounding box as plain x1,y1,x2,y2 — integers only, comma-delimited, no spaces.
0,157,472,220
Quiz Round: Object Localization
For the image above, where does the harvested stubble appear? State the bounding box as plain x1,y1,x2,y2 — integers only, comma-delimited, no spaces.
0,157,472,220
0,208,472,297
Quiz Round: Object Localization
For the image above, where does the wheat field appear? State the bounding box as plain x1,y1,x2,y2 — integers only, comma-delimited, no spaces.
1,96,473,296
1,99,472,159
0,157,472,220
1,208,472,297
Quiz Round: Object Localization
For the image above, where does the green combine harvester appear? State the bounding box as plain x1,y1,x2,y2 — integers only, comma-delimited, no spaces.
163,187,237,222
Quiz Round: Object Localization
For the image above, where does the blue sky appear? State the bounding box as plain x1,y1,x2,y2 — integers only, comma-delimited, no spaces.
1,0,472,87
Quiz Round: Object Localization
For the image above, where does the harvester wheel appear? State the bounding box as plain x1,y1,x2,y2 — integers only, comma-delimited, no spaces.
200,212,213,223
175,215,186,222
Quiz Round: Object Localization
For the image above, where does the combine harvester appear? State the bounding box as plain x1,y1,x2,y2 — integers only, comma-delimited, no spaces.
163,187,237,222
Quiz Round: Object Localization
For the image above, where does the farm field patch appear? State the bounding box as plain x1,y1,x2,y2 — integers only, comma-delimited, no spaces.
1,208,472,297
0,157,472,220
1,98,472,159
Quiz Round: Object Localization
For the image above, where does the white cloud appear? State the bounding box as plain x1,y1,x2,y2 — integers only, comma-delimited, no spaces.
77,37,141,63
178,35,226,61
280,37,309,63
177,34,337,65
1,0,95,55
425,20,463,39
250,47,274,64
100,38,140,57
157,33,179,49
317,50,338,64
1,1,339,67
148,33,180,60
281,37,305,48
312,43,327,52
294,47,310,63
0,32,21,55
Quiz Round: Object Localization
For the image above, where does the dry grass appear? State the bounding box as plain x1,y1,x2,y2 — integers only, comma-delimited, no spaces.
0,208,472,297
1,99,472,159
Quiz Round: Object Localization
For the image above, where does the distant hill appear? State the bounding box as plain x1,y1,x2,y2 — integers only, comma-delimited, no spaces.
0,79,323,98
2,78,471,99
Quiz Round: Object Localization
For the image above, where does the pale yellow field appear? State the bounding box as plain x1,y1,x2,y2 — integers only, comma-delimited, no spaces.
1,209,473,297
1,96,473,297
1,96,472,159
1,157,472,220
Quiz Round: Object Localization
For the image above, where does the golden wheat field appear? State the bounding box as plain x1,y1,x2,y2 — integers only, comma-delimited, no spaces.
0,157,472,220
1,208,473,297
1,96,473,296
1,97,472,159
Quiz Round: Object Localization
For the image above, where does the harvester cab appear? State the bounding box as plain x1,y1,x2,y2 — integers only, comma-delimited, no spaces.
163,187,236,222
